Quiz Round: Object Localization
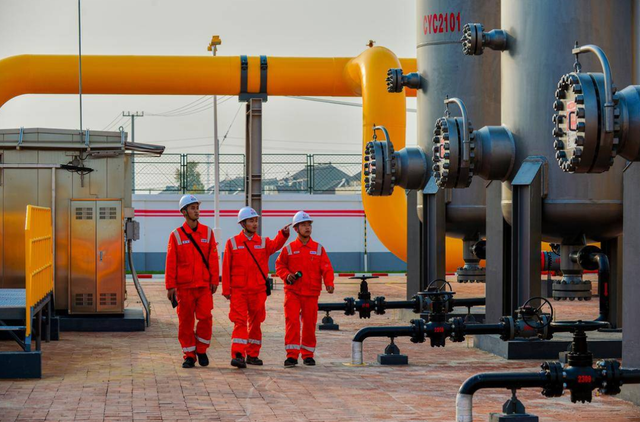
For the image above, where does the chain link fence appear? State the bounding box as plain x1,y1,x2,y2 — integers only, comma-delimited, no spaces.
133,154,361,194
312,154,361,192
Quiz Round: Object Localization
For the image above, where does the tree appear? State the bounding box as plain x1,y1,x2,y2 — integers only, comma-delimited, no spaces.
176,161,204,193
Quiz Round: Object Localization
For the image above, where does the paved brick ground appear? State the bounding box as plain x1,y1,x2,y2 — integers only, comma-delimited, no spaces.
1,276,639,421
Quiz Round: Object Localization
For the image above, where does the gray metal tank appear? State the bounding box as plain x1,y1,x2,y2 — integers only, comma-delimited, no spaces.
500,0,632,243
416,0,501,280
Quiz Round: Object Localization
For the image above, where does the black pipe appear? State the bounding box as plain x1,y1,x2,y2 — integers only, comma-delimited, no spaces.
461,323,505,336
621,369,640,384
592,253,610,323
457,371,549,421
318,302,348,312
383,300,417,310
453,297,486,308
352,325,416,343
459,372,549,395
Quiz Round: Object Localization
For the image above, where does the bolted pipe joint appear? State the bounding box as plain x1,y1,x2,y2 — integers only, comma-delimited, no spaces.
553,242,591,302
432,98,515,189
461,23,508,56
386,68,421,93
364,126,429,196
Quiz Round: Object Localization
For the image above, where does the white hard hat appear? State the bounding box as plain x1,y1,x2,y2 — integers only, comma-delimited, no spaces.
179,194,200,211
238,206,260,223
292,210,313,227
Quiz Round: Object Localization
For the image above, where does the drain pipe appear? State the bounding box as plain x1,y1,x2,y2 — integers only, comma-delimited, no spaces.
592,253,610,322
572,246,610,322
456,372,548,422
351,322,423,365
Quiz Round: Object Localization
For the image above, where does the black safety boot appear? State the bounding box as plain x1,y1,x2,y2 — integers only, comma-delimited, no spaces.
182,357,196,368
231,353,247,368
246,356,263,366
197,353,209,367
284,357,298,367
303,357,316,366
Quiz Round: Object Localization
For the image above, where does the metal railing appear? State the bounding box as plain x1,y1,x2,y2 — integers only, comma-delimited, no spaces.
24,205,54,339
133,154,362,194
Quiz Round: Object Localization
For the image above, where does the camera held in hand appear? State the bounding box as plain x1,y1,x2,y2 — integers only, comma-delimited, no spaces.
287,271,303,285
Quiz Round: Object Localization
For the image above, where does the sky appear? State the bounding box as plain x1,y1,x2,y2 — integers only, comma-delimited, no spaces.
0,0,418,155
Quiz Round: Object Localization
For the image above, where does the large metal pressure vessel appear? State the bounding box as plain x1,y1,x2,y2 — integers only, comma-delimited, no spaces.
500,0,632,243
415,0,500,280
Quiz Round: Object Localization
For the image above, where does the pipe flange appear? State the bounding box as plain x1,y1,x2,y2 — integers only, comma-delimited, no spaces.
432,117,475,188
449,317,466,343
364,138,396,196
374,296,386,315
597,360,622,395
541,361,564,398
344,297,356,316
553,72,621,173
461,23,484,56
386,68,421,93
410,318,426,344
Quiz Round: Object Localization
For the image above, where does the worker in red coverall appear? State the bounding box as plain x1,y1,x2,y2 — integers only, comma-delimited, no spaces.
165,194,219,369
276,211,334,367
222,206,290,368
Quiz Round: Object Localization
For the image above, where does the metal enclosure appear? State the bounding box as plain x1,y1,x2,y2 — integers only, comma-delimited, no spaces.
408,0,501,292
500,0,632,242
70,200,124,314
0,128,134,313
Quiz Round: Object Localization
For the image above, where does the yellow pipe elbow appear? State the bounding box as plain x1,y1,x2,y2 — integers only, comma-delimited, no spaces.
345,47,408,261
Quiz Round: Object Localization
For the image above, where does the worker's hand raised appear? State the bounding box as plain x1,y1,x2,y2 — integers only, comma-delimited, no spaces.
210,284,218,294
282,223,292,237
167,288,177,301
326,285,335,294
223,294,231,300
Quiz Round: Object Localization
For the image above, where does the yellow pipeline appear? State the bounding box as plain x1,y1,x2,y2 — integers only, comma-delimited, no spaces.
0,49,464,268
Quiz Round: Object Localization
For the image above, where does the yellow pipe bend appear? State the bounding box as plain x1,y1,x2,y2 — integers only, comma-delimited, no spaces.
345,47,408,261
0,51,464,269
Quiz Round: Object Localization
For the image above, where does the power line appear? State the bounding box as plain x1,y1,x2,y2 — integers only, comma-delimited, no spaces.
102,113,126,131
220,103,244,147
148,96,232,117
287,96,417,113
152,95,209,115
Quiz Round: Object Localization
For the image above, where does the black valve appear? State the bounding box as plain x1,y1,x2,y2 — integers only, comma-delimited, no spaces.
386,68,421,93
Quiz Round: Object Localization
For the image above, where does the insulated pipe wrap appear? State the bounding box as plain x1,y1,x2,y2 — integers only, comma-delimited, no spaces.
456,393,473,422
351,341,363,365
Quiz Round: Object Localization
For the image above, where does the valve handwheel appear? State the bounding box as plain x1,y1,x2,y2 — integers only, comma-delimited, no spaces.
521,296,554,329
424,279,455,306
427,278,453,293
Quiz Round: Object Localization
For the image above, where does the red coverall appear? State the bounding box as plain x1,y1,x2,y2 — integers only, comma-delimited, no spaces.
276,238,334,359
165,222,219,359
222,230,288,358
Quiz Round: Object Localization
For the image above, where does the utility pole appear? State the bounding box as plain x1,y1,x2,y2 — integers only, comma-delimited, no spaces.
122,111,144,142
123,111,144,192
208,35,222,270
